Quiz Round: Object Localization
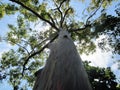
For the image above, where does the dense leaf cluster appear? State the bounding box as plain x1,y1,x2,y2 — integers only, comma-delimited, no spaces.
84,61,120,90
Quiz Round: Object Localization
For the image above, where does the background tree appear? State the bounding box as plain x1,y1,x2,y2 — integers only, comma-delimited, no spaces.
0,0,120,89
84,61,120,90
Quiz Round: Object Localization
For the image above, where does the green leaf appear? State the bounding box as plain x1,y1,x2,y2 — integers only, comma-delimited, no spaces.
5,4,18,15
0,4,5,18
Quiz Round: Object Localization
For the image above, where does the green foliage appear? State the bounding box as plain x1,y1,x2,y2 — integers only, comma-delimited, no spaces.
5,4,18,15
0,4,5,18
0,0,120,89
0,3,18,18
84,61,119,90
7,16,28,45
92,10,120,54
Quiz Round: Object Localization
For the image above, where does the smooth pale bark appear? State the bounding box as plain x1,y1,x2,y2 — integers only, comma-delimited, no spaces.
33,30,92,90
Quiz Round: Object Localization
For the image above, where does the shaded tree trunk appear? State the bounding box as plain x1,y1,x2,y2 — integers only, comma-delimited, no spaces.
33,30,92,90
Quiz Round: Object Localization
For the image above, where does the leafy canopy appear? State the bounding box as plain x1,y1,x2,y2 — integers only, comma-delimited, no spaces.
84,61,120,90
0,0,120,89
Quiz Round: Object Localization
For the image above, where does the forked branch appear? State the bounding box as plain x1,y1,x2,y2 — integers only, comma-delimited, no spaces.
63,8,71,24
53,0,68,27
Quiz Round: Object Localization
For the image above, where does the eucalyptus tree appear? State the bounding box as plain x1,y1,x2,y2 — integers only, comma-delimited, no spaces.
33,30,92,90
0,0,120,89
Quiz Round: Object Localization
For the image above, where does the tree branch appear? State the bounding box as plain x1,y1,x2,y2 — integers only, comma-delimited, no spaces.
69,1,103,32
62,8,71,25
6,38,30,55
53,0,66,11
22,33,58,76
86,0,103,25
47,13,56,26
69,24,91,32
33,38,49,50
9,0,59,31
9,0,59,76
16,43,30,55
53,0,67,28
53,0,63,27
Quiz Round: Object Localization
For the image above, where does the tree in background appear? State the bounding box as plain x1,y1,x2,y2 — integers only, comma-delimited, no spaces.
0,0,120,89
84,61,120,90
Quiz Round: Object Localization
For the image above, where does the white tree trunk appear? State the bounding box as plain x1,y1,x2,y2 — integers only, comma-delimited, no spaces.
33,30,92,90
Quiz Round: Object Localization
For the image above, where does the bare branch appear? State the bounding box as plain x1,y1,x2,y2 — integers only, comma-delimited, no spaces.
9,0,59,31
22,33,58,76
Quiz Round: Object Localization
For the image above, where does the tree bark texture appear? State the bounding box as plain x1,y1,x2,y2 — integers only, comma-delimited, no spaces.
33,30,92,90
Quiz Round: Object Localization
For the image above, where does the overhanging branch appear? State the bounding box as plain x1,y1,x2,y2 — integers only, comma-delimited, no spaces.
9,0,59,31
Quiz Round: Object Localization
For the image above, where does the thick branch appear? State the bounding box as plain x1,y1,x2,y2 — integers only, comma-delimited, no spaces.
9,0,59,31
22,33,58,76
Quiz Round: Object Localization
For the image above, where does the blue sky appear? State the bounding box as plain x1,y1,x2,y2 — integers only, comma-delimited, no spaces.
0,0,120,90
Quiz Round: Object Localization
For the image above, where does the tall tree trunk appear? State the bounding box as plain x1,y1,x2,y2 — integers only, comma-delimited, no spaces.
33,30,92,90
